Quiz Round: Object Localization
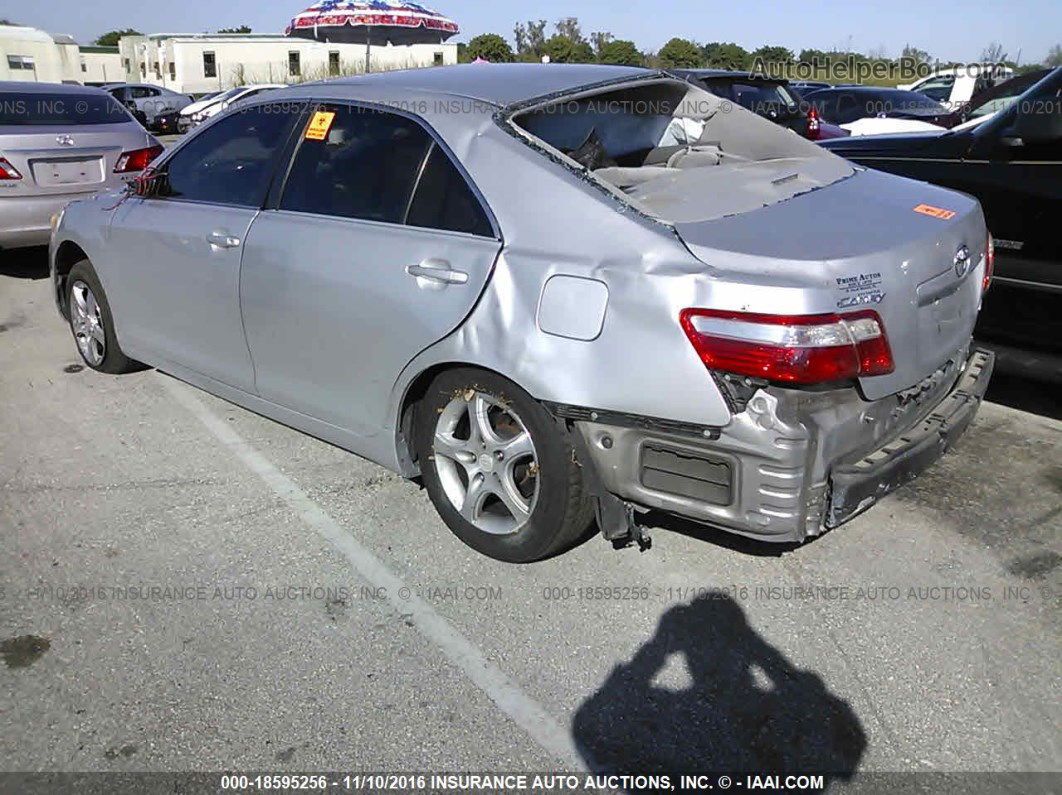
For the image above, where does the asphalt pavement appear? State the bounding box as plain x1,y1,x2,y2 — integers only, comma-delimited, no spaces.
1,247,1059,783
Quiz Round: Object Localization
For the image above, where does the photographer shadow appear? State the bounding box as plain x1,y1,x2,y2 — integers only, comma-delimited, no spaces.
573,593,866,782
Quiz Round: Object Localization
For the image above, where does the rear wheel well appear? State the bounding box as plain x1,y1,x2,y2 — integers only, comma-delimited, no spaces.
54,241,89,318
396,363,522,476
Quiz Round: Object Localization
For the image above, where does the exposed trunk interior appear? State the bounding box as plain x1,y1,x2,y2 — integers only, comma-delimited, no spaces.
508,77,855,223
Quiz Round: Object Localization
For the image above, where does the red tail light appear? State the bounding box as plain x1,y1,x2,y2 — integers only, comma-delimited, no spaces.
0,157,23,180
680,308,895,384
805,107,821,140
114,144,164,174
983,233,994,293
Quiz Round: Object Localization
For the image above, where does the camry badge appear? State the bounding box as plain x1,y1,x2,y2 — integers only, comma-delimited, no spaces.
953,245,971,278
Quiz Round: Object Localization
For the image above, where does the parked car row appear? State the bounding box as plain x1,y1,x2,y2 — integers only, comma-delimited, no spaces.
821,67,1061,364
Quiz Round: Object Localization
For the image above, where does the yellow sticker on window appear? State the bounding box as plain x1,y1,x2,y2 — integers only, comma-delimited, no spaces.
913,204,956,220
305,111,336,141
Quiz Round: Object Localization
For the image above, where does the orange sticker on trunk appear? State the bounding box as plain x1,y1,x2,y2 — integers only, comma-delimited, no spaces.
305,111,336,141
913,204,956,220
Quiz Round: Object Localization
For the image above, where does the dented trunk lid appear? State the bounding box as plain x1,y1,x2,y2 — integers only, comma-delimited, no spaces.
673,168,987,400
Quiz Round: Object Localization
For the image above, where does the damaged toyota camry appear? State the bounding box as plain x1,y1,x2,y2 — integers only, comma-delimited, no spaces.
50,64,994,563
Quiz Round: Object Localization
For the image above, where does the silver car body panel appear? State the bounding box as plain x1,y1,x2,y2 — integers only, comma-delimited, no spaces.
50,65,990,541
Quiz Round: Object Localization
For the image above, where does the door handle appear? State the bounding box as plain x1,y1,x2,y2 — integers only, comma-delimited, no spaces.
406,260,468,285
206,232,241,249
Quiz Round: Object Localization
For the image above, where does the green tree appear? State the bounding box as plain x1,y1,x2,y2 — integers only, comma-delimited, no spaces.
95,28,141,46
0,19,20,25
554,17,584,44
1044,44,1062,67
658,37,703,68
901,44,931,64
702,42,749,70
590,31,613,58
598,39,643,67
544,34,593,63
799,48,828,63
466,33,514,63
218,25,252,34
513,19,548,58
750,45,794,66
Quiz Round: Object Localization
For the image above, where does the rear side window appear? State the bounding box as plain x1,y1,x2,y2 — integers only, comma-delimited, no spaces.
280,106,431,223
0,92,130,125
159,104,299,207
406,144,493,237
280,105,492,236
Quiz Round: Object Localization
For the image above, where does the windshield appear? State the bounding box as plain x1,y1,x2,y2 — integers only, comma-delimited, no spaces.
732,83,800,115
0,92,131,125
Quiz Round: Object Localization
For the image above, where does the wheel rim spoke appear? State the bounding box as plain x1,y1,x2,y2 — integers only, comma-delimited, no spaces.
70,281,105,365
460,473,490,522
433,389,539,536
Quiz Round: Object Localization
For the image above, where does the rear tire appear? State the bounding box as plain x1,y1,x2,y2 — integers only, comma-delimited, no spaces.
415,368,594,563
66,259,144,375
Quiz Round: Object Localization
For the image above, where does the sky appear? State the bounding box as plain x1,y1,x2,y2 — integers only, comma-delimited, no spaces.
1,0,1059,65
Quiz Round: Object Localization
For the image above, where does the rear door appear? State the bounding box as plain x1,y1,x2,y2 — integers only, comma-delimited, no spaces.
239,102,502,436
105,103,304,389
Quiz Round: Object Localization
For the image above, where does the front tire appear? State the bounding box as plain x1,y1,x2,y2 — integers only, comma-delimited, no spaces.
66,259,144,375
415,368,594,563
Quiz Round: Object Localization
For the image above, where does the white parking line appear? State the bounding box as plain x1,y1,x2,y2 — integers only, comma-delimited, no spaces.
161,375,585,770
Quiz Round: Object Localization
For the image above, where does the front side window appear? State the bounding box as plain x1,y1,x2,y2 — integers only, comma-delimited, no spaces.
157,104,299,207
328,51,340,76
288,51,301,77
203,51,217,78
279,105,492,236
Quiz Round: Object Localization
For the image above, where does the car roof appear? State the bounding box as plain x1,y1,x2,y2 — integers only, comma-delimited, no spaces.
670,69,788,84
0,81,111,95
316,63,655,106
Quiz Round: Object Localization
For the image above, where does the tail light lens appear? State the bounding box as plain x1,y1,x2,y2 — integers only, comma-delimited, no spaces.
114,144,164,174
805,107,821,140
680,308,895,384
0,157,23,180
983,233,994,293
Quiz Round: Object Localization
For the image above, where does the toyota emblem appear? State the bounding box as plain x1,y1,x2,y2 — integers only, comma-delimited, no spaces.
56,134,75,147
953,245,971,278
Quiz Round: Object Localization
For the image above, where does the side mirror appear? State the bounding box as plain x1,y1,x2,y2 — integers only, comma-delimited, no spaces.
131,168,163,198
1006,103,1062,145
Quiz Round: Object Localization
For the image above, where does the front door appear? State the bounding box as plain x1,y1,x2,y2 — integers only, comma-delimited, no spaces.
239,103,502,436
106,103,303,391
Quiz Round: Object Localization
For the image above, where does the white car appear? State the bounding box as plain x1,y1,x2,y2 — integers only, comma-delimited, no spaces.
898,65,1013,111
841,118,945,136
179,85,286,131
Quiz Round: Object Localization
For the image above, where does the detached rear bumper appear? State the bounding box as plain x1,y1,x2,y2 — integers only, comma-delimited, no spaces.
827,349,994,527
571,347,993,544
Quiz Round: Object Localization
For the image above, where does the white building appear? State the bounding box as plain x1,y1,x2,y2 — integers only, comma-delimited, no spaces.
118,33,456,95
0,24,121,84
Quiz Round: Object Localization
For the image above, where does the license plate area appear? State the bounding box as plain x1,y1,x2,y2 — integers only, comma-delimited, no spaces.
30,156,104,187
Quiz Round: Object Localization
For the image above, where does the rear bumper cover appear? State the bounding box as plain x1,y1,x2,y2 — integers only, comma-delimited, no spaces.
0,192,96,249
826,348,994,527
572,347,993,543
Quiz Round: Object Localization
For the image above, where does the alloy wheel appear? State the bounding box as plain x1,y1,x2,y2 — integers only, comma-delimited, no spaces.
70,280,106,367
432,390,540,535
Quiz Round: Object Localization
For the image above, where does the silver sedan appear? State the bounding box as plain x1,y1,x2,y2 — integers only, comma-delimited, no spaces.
1,82,161,249
50,65,994,562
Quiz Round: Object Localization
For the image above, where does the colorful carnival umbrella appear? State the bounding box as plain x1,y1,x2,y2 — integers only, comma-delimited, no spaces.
286,1,459,71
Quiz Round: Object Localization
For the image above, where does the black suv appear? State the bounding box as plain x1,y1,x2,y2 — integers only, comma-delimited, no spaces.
821,68,1062,376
